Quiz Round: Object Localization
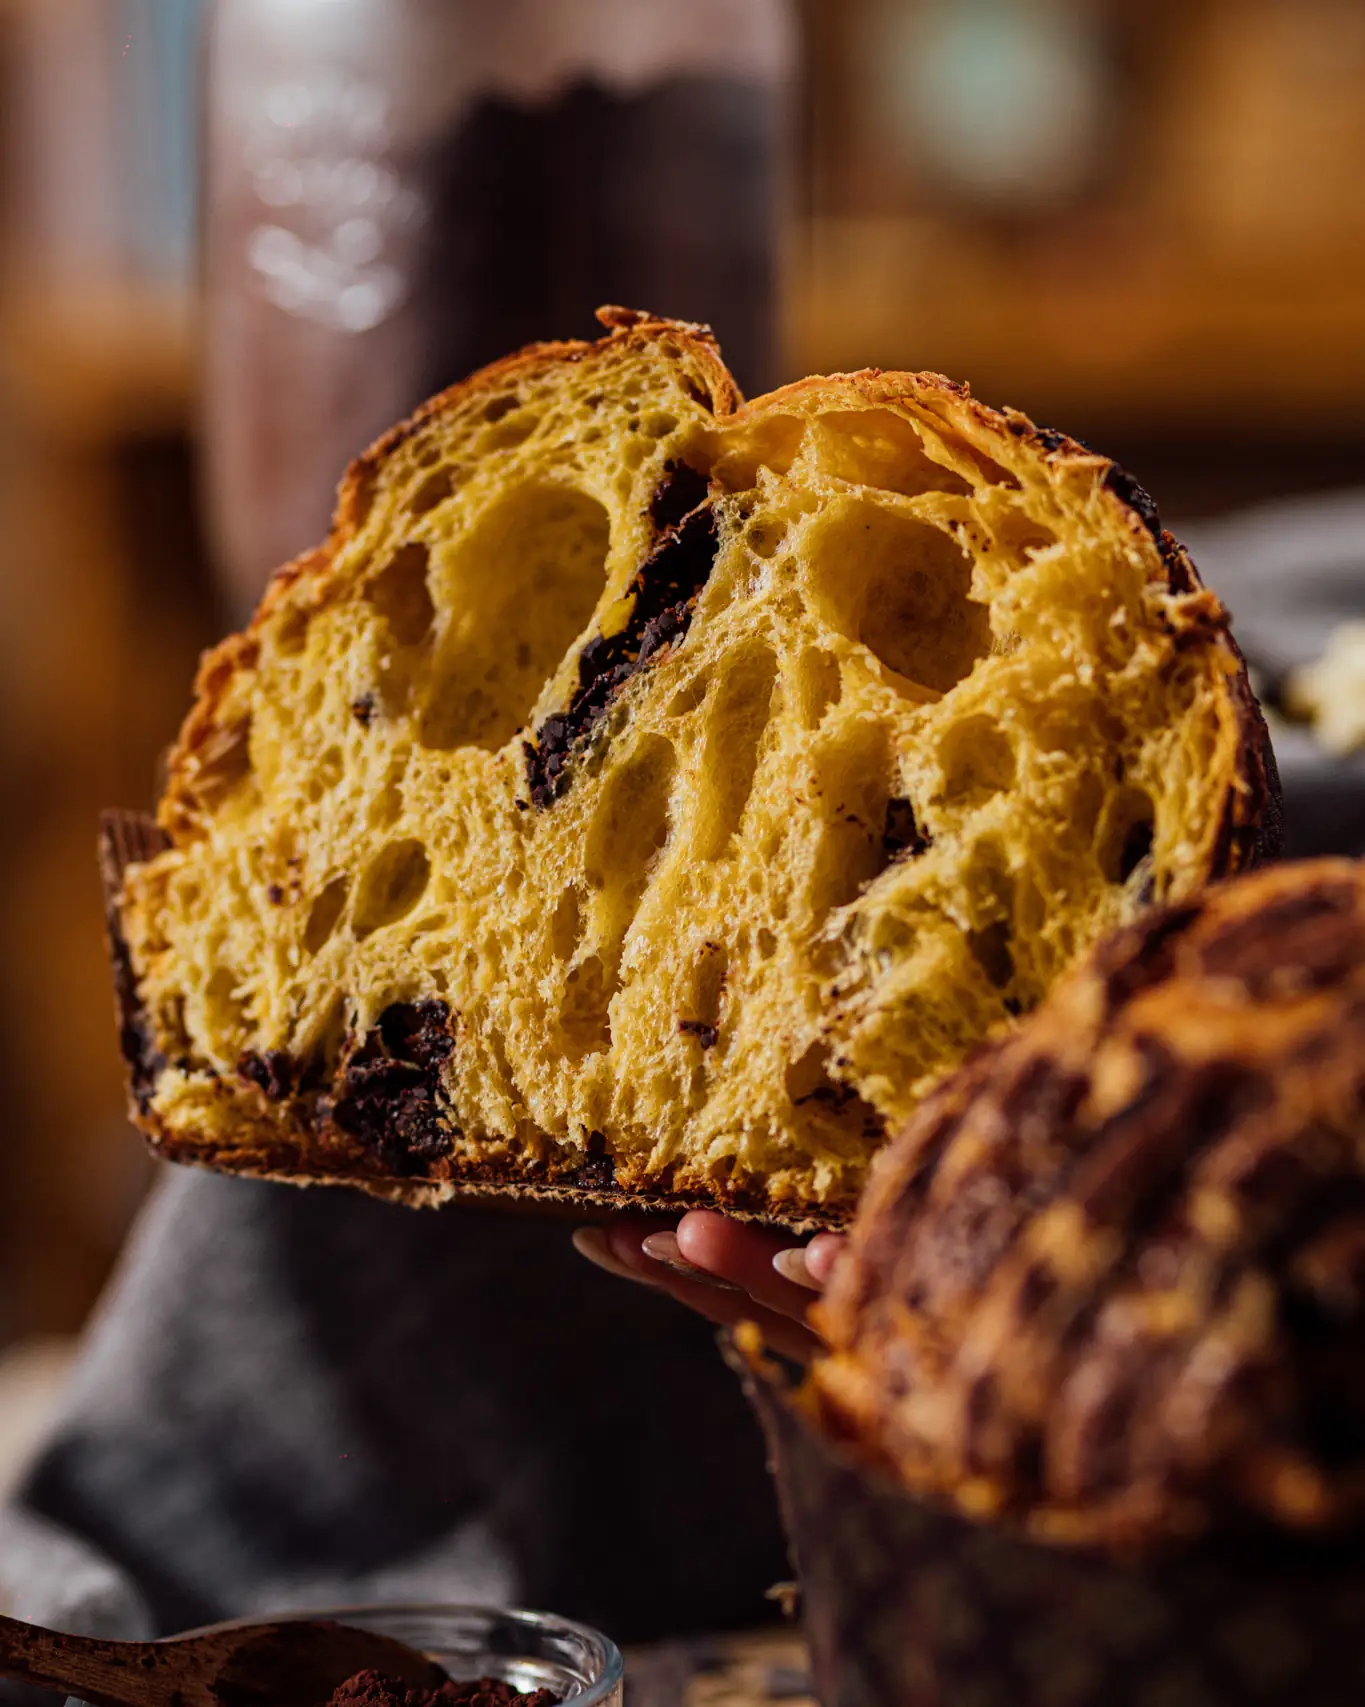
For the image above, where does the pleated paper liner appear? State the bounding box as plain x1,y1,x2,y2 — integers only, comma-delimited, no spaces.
729,1336,1365,1707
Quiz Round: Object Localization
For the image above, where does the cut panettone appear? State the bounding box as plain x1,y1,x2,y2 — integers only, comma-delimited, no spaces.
811,858,1365,1545
104,308,1277,1226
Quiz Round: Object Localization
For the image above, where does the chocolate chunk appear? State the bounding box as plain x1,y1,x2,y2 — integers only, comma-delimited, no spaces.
378,999,456,1072
331,999,457,1177
1103,463,1163,540
238,1048,295,1101
526,503,720,807
679,1018,719,1049
882,799,930,861
650,460,710,533
575,1132,617,1191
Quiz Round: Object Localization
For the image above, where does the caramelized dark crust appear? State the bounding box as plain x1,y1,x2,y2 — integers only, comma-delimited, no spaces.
812,859,1365,1549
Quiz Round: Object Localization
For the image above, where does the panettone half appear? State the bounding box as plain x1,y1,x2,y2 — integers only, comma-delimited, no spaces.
812,858,1365,1544
104,310,1276,1226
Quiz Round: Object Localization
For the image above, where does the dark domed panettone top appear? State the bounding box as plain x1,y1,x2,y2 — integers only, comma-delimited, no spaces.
812,859,1365,1551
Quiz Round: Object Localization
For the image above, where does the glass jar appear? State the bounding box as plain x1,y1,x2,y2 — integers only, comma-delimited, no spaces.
200,0,797,620
154,1604,624,1705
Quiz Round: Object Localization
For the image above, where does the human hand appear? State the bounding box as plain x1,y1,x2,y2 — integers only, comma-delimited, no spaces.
572,1209,847,1362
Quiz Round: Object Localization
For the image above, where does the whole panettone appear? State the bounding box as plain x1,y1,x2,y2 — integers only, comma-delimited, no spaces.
811,857,1365,1547
104,309,1275,1226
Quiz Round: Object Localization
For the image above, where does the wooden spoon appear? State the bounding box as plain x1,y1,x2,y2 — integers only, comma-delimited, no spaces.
0,1610,450,1706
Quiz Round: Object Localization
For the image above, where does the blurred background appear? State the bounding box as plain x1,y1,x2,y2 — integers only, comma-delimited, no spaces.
0,0,1362,1461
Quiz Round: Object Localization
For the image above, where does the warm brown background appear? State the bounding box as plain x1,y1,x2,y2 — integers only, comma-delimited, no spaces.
0,0,1362,1352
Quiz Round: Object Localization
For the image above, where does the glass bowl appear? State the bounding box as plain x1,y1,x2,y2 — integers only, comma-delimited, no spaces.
159,1603,624,1705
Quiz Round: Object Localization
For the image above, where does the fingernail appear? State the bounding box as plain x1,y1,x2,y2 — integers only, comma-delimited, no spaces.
773,1247,821,1290
640,1231,743,1291
572,1227,656,1287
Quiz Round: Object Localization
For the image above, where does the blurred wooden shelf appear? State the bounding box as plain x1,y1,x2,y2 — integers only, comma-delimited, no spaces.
2,276,196,441
789,217,1365,437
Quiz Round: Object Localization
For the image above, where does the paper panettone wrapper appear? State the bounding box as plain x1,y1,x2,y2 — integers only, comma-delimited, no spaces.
730,1339,1365,1707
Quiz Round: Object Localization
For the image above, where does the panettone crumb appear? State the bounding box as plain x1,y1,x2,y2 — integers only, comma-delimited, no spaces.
111,312,1273,1221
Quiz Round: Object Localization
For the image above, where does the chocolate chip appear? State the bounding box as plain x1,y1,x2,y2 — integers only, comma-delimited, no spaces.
575,1132,617,1191
352,693,376,727
526,503,720,807
331,999,457,1176
267,883,285,905
649,461,710,533
238,1048,295,1101
378,999,456,1073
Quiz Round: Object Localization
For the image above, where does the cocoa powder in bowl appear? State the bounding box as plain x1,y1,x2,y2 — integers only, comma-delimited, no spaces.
327,1670,559,1707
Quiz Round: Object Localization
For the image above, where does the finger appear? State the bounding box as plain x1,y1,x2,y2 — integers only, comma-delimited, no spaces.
772,1247,821,1290
644,1277,822,1364
803,1232,848,1288
636,1230,745,1290
674,1211,820,1320
571,1227,663,1288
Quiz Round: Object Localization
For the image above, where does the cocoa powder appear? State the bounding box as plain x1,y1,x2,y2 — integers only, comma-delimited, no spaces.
326,1670,559,1707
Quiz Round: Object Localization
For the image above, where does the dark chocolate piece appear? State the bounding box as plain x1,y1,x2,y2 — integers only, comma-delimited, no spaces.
525,502,720,807
238,1048,295,1102
574,1132,617,1191
649,460,710,533
331,999,458,1176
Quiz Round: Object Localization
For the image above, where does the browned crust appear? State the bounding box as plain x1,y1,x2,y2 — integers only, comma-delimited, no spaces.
99,810,173,1113
139,1128,847,1234
106,315,1277,1226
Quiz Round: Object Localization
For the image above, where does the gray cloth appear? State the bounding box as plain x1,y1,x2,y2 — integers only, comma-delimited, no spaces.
0,1169,788,1669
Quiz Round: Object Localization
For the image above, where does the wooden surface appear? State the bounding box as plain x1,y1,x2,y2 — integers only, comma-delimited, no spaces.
626,1628,814,1707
